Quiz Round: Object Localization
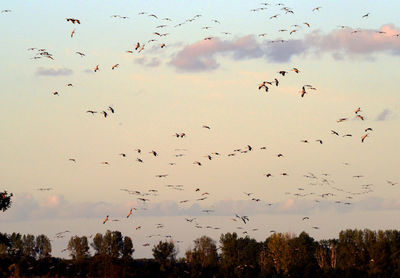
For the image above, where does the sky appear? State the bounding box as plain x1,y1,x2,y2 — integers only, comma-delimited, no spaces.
1,0,400,258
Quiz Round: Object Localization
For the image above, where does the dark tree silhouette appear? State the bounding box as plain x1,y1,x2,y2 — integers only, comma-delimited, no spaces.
0,191,13,212
35,234,52,258
152,240,177,264
67,235,90,260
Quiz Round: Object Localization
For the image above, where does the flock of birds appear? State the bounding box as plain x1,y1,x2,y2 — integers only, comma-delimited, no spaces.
2,1,399,255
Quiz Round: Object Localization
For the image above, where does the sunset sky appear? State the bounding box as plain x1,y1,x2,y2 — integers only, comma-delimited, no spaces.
1,0,399,258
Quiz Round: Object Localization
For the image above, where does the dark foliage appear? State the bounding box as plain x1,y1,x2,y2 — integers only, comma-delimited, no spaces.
0,229,400,277
0,190,13,212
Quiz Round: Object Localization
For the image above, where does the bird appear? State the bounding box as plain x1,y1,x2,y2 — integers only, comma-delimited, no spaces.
300,86,307,97
76,52,85,57
101,111,107,118
316,140,323,144
278,71,287,76
66,18,80,24
103,215,109,224
387,180,398,186
361,133,368,143
337,118,348,123
365,127,373,132
86,110,97,114
150,150,158,156
111,64,119,70
70,29,75,38
312,7,322,12
108,106,114,113
193,161,202,166
258,81,269,92
68,158,76,163
331,130,339,136
355,107,361,114
94,65,99,72
302,217,310,220
127,209,133,218
292,68,300,73
356,115,364,121
362,13,370,18
202,125,211,129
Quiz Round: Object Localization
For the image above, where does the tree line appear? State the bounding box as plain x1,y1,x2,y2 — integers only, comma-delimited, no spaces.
1,228,400,277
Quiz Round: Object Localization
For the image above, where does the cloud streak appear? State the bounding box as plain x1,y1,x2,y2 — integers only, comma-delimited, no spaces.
134,57,161,67
375,109,392,121
35,67,73,76
3,193,400,222
169,24,400,72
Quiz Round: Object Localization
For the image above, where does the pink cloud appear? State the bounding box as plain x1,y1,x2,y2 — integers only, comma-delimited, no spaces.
169,24,400,72
42,195,61,207
306,24,400,56
3,193,400,222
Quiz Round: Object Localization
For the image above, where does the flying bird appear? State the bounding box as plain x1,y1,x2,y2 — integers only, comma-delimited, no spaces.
362,13,370,18
300,86,307,97
103,215,109,224
66,18,80,24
